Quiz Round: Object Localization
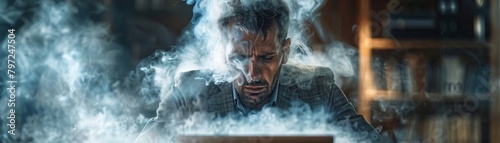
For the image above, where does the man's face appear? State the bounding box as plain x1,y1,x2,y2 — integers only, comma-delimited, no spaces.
226,27,290,109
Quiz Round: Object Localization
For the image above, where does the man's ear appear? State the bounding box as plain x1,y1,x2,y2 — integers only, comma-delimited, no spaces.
281,38,291,64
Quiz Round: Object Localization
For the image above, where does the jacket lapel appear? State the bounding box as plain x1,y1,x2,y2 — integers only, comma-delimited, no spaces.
206,82,235,114
205,78,301,114
275,84,298,109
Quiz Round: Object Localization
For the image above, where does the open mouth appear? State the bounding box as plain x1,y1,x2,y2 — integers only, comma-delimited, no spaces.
243,85,267,94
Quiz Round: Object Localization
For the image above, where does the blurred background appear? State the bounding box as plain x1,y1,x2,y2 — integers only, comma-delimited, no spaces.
1,0,499,142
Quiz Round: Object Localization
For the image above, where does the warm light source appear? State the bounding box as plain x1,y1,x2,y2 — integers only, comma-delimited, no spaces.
474,15,485,40
476,0,484,8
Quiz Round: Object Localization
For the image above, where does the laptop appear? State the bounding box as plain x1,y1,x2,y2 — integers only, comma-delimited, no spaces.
177,135,334,143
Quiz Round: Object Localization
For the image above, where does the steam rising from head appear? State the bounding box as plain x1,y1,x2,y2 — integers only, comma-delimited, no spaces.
218,0,289,43
164,0,354,85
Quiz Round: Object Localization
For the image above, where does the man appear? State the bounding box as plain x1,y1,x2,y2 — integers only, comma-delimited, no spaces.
136,0,384,142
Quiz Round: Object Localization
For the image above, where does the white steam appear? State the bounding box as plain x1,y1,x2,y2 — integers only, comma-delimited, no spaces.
175,107,357,142
1,1,146,142
0,0,362,143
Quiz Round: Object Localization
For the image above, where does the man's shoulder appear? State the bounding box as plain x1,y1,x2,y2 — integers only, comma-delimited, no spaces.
175,69,213,84
281,64,335,76
279,64,335,88
173,69,225,96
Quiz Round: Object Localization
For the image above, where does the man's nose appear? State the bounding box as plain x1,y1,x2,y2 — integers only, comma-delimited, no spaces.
246,57,262,80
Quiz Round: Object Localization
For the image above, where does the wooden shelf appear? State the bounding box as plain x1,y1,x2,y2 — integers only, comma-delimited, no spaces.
371,38,491,49
358,0,499,142
370,90,491,102
370,90,403,100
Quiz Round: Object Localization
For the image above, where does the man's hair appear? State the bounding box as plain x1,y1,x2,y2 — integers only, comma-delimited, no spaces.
219,0,290,43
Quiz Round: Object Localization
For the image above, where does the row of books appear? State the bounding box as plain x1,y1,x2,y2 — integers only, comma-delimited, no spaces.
371,53,490,96
394,115,483,143
373,0,490,40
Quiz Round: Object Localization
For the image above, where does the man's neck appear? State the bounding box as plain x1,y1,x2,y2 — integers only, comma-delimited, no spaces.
232,79,280,113
239,93,273,110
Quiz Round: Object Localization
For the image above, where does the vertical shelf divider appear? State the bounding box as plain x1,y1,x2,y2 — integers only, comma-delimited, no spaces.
357,0,373,123
490,0,500,141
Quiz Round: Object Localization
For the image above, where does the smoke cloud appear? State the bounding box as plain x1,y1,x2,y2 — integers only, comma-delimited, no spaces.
1,1,145,142
1,0,363,142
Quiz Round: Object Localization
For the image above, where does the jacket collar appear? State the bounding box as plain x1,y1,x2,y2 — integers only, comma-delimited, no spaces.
208,65,301,114
208,80,299,114
275,82,298,109
206,82,234,114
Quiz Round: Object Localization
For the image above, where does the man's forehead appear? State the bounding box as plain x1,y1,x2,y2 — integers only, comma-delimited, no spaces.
227,21,279,40
230,37,279,54
231,30,278,45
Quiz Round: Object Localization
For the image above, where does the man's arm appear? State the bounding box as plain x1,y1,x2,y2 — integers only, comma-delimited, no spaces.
328,83,387,142
134,85,183,143
135,70,208,142
134,118,162,143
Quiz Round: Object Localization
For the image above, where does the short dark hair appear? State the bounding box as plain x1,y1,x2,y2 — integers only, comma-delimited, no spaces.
219,0,290,43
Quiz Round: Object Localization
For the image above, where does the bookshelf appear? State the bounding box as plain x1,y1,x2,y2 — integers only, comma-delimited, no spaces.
371,38,490,49
357,0,499,142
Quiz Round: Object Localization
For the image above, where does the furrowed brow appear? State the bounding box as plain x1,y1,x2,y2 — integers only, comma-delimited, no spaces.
259,52,276,56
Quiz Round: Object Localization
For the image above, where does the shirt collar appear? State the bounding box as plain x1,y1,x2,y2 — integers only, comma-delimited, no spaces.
232,77,280,114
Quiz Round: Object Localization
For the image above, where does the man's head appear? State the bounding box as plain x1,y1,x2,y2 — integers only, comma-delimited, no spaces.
219,0,290,109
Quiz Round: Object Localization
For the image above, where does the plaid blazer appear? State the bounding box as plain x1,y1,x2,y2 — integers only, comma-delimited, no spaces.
137,64,385,142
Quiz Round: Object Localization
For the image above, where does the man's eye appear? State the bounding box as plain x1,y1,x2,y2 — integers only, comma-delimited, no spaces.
231,55,247,62
261,55,274,61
